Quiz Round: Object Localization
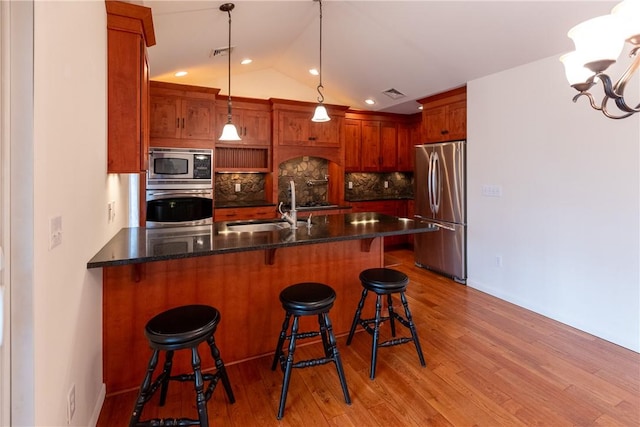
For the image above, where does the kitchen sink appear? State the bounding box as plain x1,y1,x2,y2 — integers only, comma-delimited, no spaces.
225,220,308,233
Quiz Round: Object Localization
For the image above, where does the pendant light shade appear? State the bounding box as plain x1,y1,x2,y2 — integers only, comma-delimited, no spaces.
219,3,241,141
311,0,330,122
311,104,330,122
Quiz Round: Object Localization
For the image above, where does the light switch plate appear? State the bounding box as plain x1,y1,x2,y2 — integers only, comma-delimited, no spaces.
235,183,241,192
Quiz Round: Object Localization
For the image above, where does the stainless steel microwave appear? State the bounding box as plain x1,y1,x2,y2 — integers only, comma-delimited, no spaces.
147,147,213,190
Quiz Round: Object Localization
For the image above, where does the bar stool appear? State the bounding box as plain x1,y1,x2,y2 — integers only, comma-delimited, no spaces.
271,282,351,420
346,268,426,379
129,304,235,427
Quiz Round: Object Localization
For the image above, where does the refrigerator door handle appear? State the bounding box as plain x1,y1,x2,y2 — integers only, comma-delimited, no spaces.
432,151,441,214
428,152,436,213
415,215,456,231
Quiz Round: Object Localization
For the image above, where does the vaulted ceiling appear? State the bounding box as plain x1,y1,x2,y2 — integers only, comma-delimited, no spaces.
142,0,616,114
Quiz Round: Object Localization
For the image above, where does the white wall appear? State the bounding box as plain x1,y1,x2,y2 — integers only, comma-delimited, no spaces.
467,54,640,352
11,1,131,425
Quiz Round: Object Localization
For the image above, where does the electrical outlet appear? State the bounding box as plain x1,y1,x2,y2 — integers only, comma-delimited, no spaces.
67,384,76,424
348,181,353,189
49,216,62,250
234,183,241,192
495,255,503,267
384,181,389,188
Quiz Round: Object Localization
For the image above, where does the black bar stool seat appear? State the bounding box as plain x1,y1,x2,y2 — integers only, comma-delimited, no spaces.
347,268,426,379
130,305,235,427
271,282,351,420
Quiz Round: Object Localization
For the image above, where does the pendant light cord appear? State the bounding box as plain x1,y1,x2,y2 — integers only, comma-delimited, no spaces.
316,0,325,104
226,8,233,122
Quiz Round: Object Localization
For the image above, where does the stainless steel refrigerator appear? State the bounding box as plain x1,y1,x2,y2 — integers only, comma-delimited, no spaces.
414,140,466,283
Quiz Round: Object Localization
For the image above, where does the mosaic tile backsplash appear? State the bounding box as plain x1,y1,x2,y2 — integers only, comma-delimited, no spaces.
345,172,414,201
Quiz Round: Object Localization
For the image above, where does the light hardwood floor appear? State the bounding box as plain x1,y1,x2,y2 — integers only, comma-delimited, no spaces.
97,248,639,426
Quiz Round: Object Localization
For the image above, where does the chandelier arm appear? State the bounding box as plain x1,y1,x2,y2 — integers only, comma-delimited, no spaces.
317,84,325,103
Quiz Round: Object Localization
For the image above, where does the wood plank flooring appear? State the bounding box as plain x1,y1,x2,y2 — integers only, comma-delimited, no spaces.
97,248,639,426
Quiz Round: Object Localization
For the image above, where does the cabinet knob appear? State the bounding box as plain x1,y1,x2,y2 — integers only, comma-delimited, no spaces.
308,136,317,141
441,130,449,135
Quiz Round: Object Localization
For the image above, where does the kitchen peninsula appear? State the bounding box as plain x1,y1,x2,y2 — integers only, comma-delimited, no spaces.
89,212,434,394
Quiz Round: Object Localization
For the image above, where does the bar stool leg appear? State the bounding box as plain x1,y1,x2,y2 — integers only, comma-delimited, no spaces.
322,312,351,404
400,291,426,367
158,350,174,406
272,312,291,370
370,293,384,379
318,313,331,357
387,294,397,337
277,315,299,420
346,288,368,345
190,347,209,427
206,334,236,404
129,349,160,427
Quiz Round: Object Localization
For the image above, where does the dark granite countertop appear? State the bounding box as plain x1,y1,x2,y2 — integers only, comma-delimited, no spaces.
87,212,434,269
345,197,414,202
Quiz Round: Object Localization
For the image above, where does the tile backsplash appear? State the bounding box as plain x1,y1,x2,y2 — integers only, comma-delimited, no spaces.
215,173,266,203
278,157,330,206
345,172,414,201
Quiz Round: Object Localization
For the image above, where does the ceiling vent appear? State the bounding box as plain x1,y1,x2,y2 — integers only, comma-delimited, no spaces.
210,46,234,58
382,88,406,100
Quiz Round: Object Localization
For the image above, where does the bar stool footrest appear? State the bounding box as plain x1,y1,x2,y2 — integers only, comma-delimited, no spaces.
133,417,201,426
292,357,333,369
379,337,414,347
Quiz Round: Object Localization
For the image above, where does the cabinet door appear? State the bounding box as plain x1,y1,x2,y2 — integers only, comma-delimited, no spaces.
239,109,271,145
344,119,361,171
423,106,448,143
182,98,215,140
150,95,181,139
361,121,381,171
379,121,397,171
279,111,311,146
447,100,467,140
309,119,341,147
396,123,411,172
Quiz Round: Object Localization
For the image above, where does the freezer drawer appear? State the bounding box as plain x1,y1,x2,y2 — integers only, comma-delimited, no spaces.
414,221,466,283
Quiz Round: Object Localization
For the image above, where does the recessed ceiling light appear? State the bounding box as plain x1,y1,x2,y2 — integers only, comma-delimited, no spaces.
309,68,319,76
365,99,375,105
241,58,252,65
174,71,188,77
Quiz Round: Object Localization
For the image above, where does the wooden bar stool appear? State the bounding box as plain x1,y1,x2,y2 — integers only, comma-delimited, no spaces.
346,268,426,379
129,304,235,427
271,282,351,420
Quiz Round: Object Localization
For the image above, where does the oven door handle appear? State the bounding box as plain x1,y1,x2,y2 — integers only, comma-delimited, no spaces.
147,190,212,197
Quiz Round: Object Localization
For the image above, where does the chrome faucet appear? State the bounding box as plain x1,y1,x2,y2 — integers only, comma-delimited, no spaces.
278,180,298,229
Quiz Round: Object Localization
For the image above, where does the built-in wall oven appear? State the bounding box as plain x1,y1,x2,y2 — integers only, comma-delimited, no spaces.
146,147,214,227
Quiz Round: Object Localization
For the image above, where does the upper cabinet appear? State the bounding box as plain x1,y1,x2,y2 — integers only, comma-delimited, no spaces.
396,114,421,171
149,81,219,148
215,97,271,146
106,0,155,173
361,120,397,172
418,86,467,143
272,99,346,148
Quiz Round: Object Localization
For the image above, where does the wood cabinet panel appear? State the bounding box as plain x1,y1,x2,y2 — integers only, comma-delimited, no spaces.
214,206,278,221
215,105,271,146
344,119,361,171
106,2,155,173
150,95,215,140
419,87,467,143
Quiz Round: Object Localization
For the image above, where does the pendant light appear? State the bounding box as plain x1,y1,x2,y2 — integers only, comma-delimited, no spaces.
219,3,241,140
311,0,330,122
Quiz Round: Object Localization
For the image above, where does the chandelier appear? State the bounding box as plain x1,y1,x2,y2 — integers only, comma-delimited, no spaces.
560,0,639,119
311,0,330,122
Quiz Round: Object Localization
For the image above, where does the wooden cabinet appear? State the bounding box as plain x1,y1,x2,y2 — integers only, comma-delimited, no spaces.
149,81,218,148
277,109,342,147
418,86,466,143
106,1,155,173
397,115,422,171
344,112,402,172
216,99,271,146
214,206,278,221
344,119,361,171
